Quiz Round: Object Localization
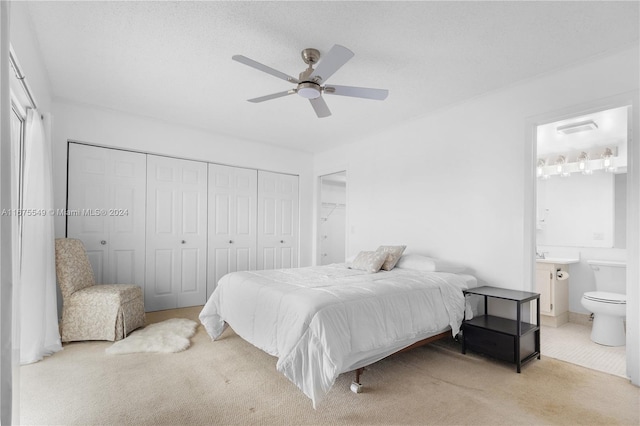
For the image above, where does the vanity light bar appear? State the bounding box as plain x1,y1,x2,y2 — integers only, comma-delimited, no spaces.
537,147,621,178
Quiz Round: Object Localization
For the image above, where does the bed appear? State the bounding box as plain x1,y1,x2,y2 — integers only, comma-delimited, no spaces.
199,257,477,408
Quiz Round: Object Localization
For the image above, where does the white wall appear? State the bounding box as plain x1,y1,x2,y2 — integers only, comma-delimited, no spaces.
315,46,638,290
9,2,52,112
50,101,315,266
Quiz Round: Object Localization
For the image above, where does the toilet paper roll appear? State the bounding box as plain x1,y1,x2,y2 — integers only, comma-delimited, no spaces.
556,270,569,280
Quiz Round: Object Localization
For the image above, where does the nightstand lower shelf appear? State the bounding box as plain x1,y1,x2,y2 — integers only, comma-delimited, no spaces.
463,315,538,366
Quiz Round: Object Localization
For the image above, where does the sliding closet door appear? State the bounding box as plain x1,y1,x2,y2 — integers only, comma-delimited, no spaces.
207,164,257,297
67,143,146,286
257,171,299,270
145,155,207,311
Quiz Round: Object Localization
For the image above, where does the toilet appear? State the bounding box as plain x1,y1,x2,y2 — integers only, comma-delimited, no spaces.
581,260,626,346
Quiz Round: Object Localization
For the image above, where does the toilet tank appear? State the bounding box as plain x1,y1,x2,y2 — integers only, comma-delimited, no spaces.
587,260,626,294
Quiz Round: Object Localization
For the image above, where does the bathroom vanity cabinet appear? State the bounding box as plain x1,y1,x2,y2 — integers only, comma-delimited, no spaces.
535,260,574,327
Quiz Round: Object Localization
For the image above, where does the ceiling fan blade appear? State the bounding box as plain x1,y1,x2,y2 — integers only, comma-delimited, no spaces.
248,90,296,103
309,97,331,118
232,55,300,84
324,84,389,100
309,45,354,83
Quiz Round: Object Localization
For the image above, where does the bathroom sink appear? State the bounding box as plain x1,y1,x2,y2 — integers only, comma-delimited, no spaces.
536,258,579,264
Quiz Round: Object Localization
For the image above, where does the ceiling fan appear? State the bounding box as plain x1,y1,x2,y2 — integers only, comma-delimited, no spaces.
232,45,389,118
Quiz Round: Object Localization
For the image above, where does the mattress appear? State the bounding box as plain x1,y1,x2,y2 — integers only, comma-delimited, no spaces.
200,264,477,407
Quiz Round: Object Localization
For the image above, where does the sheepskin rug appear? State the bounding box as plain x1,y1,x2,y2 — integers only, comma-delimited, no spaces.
106,318,198,355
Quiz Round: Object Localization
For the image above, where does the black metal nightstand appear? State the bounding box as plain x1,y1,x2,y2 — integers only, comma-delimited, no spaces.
462,286,540,372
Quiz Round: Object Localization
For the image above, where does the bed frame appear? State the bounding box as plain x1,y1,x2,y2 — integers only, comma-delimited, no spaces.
349,330,451,393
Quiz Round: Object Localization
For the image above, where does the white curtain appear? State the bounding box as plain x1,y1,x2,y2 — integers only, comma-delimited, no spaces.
19,110,62,364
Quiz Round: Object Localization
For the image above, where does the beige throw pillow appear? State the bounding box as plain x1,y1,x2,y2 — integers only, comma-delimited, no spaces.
350,250,387,273
376,245,407,271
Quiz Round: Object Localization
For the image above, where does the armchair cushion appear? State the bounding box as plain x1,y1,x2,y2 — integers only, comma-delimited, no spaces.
69,284,143,305
62,284,145,342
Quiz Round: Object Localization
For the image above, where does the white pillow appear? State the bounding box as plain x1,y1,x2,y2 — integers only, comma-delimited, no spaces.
349,250,387,273
395,254,437,271
395,254,466,273
376,245,406,271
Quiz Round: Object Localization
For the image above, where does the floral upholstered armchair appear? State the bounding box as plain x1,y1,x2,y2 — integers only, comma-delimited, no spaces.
54,238,145,342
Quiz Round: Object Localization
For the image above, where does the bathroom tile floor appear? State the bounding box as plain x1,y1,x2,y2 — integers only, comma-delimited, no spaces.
541,322,627,378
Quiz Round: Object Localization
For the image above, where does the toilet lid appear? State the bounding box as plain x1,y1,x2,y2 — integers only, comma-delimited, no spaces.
584,291,626,304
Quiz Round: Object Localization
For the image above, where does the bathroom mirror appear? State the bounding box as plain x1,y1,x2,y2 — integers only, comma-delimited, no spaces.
536,106,628,249
613,173,627,249
537,172,626,248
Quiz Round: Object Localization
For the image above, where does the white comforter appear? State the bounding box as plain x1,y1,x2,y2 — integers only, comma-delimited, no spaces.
199,264,474,407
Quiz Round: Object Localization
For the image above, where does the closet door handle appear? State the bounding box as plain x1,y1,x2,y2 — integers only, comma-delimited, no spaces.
181,240,186,244
280,240,284,244
100,240,107,245
229,240,233,244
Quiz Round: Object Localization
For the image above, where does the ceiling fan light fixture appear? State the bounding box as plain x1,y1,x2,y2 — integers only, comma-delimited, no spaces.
233,44,388,117
297,82,321,99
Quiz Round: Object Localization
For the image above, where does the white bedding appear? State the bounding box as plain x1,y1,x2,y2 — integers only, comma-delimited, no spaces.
199,264,477,407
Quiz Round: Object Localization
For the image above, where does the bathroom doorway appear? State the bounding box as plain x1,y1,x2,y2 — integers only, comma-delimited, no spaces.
318,171,347,265
533,103,631,378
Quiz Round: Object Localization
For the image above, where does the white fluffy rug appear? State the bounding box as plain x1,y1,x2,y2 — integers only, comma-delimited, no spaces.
106,318,198,355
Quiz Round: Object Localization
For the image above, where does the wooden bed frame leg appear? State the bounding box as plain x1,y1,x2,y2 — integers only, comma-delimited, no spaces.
351,368,364,394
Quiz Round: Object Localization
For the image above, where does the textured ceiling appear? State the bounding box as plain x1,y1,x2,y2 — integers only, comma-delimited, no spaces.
25,1,639,153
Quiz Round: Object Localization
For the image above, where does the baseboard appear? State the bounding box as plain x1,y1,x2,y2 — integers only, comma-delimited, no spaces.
569,312,593,327
541,312,569,327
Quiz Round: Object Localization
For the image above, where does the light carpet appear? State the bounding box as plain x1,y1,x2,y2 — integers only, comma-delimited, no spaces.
20,306,639,425
106,318,198,355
